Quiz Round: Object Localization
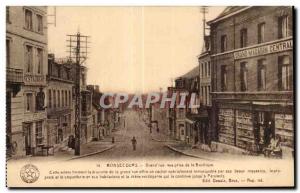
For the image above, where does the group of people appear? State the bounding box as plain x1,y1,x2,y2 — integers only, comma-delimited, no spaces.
258,134,282,158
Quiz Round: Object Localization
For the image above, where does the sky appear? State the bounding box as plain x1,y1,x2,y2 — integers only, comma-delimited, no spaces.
48,6,225,93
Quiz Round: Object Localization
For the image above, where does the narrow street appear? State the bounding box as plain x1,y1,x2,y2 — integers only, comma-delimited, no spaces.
79,110,193,160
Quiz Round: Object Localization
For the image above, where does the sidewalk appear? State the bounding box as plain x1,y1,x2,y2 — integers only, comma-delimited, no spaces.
68,141,115,160
8,137,116,163
151,131,177,143
165,142,289,162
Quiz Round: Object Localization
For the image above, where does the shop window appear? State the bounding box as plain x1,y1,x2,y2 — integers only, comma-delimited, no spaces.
258,22,265,43
35,121,43,145
25,9,33,30
278,55,291,91
240,62,248,91
240,28,248,48
221,35,227,52
278,15,288,39
25,45,33,73
221,65,227,91
257,59,266,91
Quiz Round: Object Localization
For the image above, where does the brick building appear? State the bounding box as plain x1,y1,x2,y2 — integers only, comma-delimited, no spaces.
6,6,48,157
209,6,293,155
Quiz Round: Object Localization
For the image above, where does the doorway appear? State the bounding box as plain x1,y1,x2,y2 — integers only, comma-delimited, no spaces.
23,123,32,155
254,111,275,147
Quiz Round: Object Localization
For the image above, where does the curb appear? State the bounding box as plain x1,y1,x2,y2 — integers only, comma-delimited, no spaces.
165,144,215,161
151,138,177,143
151,138,167,142
68,145,116,160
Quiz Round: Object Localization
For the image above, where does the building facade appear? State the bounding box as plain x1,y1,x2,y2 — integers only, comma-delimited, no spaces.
209,6,293,154
46,54,74,147
6,6,48,157
173,78,188,141
80,68,93,144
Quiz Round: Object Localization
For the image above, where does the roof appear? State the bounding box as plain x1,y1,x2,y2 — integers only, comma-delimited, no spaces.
207,6,250,25
218,6,247,18
179,66,199,79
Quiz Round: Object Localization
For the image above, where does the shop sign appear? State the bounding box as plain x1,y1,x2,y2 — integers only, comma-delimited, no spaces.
234,39,293,60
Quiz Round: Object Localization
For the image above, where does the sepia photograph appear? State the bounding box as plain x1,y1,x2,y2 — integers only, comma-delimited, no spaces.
5,5,295,188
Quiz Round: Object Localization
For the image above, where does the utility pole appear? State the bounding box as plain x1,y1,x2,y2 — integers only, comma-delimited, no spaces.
199,6,209,106
200,6,208,38
67,32,90,155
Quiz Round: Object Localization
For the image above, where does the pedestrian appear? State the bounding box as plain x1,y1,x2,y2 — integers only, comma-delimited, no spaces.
112,137,115,144
131,136,137,151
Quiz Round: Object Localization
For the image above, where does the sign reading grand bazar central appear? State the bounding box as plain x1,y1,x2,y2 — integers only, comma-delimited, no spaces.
6,6,294,188
234,38,293,59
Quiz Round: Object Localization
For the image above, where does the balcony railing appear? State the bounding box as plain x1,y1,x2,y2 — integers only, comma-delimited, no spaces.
6,67,23,83
24,74,45,85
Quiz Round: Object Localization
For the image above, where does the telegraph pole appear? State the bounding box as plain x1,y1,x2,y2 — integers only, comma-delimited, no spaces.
199,6,209,105
200,6,208,37
67,32,90,155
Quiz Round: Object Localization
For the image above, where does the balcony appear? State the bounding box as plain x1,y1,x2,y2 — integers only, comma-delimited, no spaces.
24,74,45,86
6,67,23,84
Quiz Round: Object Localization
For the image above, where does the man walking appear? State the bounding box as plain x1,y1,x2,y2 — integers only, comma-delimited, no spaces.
131,136,137,151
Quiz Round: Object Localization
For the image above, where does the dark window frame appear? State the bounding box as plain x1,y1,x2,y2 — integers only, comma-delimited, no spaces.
37,48,43,74
221,35,227,52
240,62,248,91
36,14,43,33
240,28,248,48
278,55,291,91
25,45,33,73
6,39,10,67
221,65,227,91
25,9,33,30
258,22,265,44
6,7,11,23
257,59,266,91
278,15,289,39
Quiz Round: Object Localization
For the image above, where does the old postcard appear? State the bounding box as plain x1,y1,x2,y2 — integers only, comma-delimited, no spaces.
6,6,294,187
